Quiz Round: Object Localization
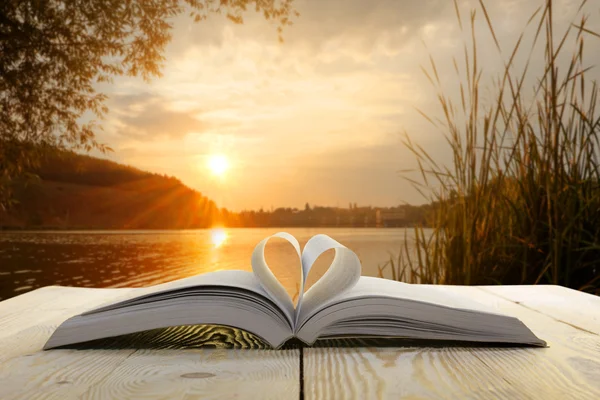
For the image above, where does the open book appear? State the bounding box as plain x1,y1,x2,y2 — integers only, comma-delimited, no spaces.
44,233,546,349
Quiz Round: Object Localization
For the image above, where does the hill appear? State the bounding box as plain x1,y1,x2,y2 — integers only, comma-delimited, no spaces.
0,152,220,229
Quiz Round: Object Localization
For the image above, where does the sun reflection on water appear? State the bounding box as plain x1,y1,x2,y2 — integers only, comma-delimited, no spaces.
210,228,228,248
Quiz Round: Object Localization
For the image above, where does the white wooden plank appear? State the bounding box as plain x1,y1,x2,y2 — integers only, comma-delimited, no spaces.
0,349,137,400
83,349,299,400
0,286,134,337
305,345,600,399
0,348,300,400
483,285,600,335
0,287,139,399
0,286,134,363
304,286,600,399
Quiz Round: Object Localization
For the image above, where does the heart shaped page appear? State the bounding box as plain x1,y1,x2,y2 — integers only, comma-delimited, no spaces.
251,232,362,329
251,232,301,327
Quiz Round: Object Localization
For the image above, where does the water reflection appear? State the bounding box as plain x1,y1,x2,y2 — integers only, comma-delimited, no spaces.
0,228,422,301
210,228,228,248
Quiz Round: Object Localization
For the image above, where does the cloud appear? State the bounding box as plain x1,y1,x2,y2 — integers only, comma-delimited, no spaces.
169,0,452,55
107,93,206,139
94,0,600,210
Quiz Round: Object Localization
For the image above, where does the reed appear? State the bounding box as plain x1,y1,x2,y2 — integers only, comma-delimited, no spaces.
381,0,600,294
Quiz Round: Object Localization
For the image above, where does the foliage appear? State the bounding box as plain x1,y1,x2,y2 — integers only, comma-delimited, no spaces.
1,151,220,229
225,203,431,228
0,0,297,210
383,0,600,294
2,151,431,229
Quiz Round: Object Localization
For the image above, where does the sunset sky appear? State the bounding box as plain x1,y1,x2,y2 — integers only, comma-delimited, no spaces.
92,0,599,211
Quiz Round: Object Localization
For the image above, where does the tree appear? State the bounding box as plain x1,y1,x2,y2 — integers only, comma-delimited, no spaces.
0,0,297,209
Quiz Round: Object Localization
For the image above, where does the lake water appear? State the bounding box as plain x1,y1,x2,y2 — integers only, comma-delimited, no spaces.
0,228,423,301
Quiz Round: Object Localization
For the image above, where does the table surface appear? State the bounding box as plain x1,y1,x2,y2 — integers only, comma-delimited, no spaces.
0,284,599,399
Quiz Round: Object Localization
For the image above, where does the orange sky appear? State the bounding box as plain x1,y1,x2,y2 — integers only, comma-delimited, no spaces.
90,0,598,211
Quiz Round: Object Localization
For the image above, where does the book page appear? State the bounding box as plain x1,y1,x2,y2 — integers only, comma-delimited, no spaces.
296,234,362,326
320,277,499,315
251,232,300,327
84,270,270,315
46,279,295,349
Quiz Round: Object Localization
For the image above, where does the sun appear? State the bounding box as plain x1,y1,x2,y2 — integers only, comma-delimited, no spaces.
210,228,228,248
207,154,229,177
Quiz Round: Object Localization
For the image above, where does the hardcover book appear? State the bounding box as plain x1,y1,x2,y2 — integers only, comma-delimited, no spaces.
44,233,546,349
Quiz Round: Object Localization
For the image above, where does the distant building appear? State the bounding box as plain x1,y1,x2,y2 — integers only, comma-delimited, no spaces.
376,208,407,227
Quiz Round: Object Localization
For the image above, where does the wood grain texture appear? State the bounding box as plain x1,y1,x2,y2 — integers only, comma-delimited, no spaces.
483,285,600,335
82,348,299,400
0,347,300,400
0,286,300,399
0,286,131,339
304,285,600,400
0,348,137,400
0,286,135,363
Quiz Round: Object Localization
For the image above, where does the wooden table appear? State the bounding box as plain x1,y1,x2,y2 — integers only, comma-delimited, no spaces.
0,285,598,399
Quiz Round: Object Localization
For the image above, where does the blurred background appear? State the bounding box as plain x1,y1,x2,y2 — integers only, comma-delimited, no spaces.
1,0,599,300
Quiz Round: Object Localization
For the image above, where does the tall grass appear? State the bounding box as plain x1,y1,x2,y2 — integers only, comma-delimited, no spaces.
381,0,600,294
